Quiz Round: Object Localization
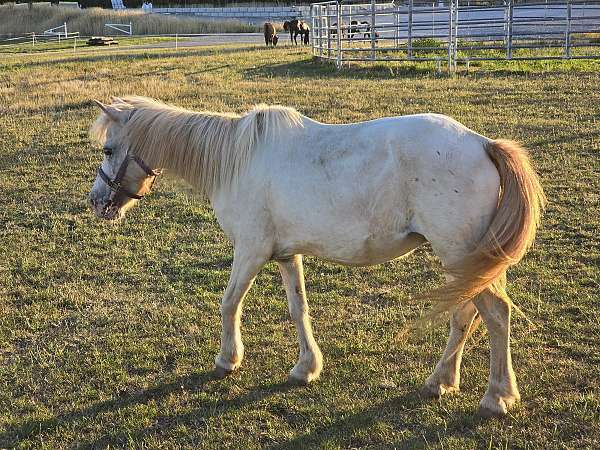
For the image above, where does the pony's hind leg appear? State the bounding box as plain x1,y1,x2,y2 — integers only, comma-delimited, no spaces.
278,255,323,384
474,287,521,416
214,248,268,377
424,300,480,398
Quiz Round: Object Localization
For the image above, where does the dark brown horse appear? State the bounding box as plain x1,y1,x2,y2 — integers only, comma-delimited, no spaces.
264,22,279,47
283,19,310,45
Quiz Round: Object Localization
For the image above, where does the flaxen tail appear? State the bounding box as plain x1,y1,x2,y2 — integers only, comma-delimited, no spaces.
423,139,546,320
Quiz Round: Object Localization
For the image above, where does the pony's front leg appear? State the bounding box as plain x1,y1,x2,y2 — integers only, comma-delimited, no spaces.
214,249,267,377
424,301,479,398
278,255,323,384
474,288,521,416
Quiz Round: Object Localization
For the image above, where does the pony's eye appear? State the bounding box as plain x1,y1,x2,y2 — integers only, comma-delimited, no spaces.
103,147,113,156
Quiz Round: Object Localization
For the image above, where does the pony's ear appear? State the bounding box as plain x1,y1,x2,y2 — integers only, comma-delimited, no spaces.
93,99,131,124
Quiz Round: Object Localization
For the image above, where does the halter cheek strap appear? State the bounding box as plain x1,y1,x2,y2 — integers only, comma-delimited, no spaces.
98,155,161,200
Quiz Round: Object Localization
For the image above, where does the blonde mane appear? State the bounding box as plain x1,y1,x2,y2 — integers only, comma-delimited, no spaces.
90,96,304,196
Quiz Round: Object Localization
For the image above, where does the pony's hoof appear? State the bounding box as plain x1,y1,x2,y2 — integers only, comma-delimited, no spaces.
421,383,459,400
288,364,321,385
478,392,519,417
287,374,309,386
478,405,506,418
213,365,234,379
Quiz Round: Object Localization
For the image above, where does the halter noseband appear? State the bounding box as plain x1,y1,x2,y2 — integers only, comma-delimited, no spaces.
97,154,161,201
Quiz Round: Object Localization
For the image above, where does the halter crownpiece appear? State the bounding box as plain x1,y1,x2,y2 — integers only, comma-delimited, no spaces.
97,154,161,201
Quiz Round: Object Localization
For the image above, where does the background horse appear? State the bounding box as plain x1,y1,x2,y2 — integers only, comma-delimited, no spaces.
263,22,279,47
283,19,310,45
89,96,545,416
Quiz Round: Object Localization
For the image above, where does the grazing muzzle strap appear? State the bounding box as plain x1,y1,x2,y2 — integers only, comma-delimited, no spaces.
98,155,161,200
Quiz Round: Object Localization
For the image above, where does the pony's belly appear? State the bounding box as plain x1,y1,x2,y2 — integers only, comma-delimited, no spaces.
279,232,426,267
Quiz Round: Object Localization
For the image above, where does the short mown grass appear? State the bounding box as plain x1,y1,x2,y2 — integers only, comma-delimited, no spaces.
0,44,598,448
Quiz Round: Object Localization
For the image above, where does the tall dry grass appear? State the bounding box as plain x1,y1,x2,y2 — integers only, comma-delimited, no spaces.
0,4,260,37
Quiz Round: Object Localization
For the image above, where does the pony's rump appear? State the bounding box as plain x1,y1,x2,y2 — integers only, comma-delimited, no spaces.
424,139,546,316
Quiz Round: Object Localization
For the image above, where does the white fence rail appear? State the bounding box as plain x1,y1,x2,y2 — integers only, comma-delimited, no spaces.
105,22,133,36
310,0,600,70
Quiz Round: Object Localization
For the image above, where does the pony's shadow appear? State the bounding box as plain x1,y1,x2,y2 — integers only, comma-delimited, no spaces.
267,391,493,449
3,373,496,448
1,369,295,447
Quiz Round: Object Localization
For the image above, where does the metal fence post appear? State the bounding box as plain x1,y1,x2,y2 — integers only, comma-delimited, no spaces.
319,5,324,57
371,0,376,61
507,0,514,59
311,5,315,56
327,3,332,59
408,0,413,58
565,0,572,57
448,0,454,72
454,0,459,72
336,1,342,68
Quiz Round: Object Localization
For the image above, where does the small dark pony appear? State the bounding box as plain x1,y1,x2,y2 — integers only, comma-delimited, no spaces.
263,22,279,47
283,19,310,45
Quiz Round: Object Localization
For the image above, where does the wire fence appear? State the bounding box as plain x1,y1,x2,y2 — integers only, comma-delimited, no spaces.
310,0,600,71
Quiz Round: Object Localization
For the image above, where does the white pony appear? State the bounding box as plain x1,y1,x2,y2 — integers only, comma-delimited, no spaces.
88,96,545,416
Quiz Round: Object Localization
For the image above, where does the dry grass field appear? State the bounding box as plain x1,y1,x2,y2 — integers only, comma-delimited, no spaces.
0,43,599,448
0,4,258,37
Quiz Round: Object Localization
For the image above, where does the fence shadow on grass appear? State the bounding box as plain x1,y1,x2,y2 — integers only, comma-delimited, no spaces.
244,58,439,81
245,57,596,81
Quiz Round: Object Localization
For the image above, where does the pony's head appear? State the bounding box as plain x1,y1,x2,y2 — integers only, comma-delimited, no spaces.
88,98,161,221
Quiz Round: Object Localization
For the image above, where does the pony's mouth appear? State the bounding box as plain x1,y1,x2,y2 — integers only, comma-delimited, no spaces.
91,201,124,221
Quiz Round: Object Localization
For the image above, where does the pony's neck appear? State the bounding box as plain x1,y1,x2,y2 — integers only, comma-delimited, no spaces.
131,108,240,198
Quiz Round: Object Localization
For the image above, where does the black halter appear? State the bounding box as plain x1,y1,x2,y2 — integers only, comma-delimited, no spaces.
97,154,161,200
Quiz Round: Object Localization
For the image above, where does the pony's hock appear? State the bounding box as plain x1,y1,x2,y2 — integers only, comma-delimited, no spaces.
88,96,545,416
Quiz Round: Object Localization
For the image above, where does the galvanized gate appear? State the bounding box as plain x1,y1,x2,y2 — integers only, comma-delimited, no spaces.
310,0,600,70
